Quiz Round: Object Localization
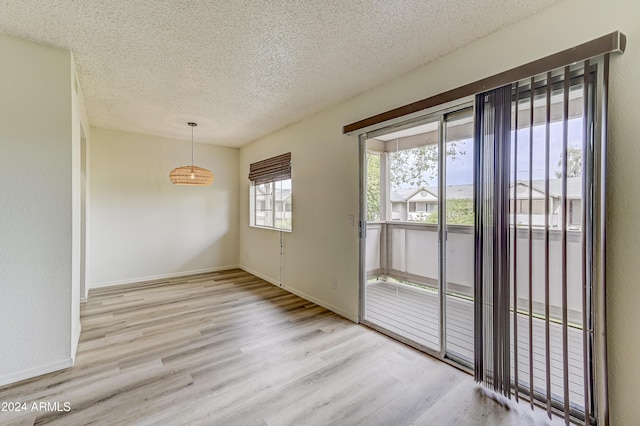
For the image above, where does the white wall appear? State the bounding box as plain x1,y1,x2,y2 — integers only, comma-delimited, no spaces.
239,0,640,423
0,34,74,385
88,127,239,287
239,118,360,321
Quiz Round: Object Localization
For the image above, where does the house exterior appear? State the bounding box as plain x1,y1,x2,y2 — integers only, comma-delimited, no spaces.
254,184,292,228
390,187,439,221
511,177,583,229
388,179,582,229
390,185,474,222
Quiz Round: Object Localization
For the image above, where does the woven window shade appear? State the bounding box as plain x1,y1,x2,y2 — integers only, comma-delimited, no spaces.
248,152,291,184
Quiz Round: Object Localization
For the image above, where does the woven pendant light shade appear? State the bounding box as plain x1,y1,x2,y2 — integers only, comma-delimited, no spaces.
169,165,214,185
169,122,214,186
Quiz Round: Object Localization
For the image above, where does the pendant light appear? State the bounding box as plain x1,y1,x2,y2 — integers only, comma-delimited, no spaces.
169,122,214,186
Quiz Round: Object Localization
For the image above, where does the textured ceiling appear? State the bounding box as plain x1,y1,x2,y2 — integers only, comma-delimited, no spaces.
0,0,561,147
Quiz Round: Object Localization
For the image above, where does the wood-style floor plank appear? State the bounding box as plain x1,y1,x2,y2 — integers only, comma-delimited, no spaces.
0,269,558,425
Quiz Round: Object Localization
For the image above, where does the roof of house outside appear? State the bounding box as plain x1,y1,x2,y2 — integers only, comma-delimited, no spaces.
390,184,473,202
390,178,583,202
527,177,583,199
255,186,291,201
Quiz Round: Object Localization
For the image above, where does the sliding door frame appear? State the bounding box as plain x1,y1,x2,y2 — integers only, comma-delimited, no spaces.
358,100,475,370
357,59,608,424
592,53,609,426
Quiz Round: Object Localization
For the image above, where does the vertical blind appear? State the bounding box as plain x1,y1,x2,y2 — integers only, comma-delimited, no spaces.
474,58,609,425
474,84,513,396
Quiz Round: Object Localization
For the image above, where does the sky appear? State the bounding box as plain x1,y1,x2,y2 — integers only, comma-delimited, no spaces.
400,118,584,187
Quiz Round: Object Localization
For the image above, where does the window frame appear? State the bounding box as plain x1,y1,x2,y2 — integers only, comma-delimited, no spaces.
250,178,292,232
248,153,292,232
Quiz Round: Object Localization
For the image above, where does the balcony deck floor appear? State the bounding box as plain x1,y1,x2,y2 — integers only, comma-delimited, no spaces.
364,280,586,410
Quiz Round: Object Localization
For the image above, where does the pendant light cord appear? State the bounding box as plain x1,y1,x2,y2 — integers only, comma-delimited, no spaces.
187,121,197,170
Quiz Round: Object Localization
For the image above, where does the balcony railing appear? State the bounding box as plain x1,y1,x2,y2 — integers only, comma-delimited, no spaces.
366,222,584,323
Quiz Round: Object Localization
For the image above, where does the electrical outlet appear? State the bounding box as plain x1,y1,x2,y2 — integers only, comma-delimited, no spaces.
331,278,338,290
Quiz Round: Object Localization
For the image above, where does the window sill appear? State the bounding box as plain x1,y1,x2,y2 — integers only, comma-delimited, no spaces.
250,225,292,233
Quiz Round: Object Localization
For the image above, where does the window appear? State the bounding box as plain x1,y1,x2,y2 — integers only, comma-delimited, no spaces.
252,179,291,230
249,153,292,231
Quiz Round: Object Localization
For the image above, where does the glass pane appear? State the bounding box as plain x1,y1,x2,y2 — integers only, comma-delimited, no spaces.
366,152,381,222
444,110,475,364
252,179,291,231
275,179,292,230
254,182,273,227
363,120,441,352
389,142,439,223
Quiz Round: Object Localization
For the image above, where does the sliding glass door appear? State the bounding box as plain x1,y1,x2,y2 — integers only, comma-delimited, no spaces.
360,105,474,365
362,118,442,353
355,49,611,425
443,109,475,365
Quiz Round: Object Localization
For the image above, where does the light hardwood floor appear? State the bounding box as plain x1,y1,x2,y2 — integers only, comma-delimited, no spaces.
0,269,560,425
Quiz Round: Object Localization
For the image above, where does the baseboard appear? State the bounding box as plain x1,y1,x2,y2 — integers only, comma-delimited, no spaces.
90,265,239,289
239,265,359,323
0,358,73,388
283,284,359,323
239,265,280,287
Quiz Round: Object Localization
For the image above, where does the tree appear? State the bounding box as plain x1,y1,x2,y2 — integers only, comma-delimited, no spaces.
445,198,474,225
555,147,582,178
389,143,464,189
366,152,381,221
367,142,466,222
420,198,474,225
